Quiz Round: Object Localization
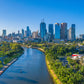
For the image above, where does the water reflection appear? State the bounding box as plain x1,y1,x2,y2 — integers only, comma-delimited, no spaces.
0,48,53,84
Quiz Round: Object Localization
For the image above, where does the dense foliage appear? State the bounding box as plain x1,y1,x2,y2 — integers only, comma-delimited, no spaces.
45,45,84,84
0,42,23,66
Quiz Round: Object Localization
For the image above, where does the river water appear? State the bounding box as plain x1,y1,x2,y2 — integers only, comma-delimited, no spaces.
0,48,53,84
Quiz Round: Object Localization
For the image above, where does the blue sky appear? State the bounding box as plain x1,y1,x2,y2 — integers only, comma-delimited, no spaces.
0,0,84,37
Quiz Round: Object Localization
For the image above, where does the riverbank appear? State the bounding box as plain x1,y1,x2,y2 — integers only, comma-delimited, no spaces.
32,47,45,53
36,47,62,84
22,45,62,84
0,51,24,76
46,56,62,84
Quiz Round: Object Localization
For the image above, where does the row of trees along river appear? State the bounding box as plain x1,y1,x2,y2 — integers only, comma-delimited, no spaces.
30,43,84,84
0,42,84,84
0,42,24,68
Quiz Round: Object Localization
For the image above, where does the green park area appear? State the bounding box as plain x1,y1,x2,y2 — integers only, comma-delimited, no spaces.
0,42,24,68
27,43,84,84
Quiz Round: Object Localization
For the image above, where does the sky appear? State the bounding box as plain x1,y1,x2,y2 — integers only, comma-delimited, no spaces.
0,0,84,37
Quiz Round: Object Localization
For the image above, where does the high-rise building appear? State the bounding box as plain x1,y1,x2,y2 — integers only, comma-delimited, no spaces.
25,26,31,37
44,33,51,42
67,29,71,40
80,34,84,39
68,24,75,41
32,31,38,38
40,22,47,40
55,23,60,39
2,30,6,37
48,24,53,39
18,30,20,35
22,29,24,36
12,32,15,37
61,23,67,40
29,29,31,36
26,26,29,37
27,26,29,32
71,24,75,41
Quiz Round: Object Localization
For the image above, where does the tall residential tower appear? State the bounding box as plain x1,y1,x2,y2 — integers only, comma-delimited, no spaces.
55,23,60,39
40,22,47,40
2,29,6,37
48,24,53,39
68,24,75,41
22,29,24,37
60,23,67,40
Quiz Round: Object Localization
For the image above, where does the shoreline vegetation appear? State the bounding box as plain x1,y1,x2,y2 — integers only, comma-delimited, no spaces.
32,47,61,84
35,47,62,84
0,42,24,75
1,42,84,84
24,43,84,84
46,56,62,84
24,44,62,84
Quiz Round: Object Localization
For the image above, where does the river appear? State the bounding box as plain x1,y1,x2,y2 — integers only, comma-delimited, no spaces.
0,48,53,84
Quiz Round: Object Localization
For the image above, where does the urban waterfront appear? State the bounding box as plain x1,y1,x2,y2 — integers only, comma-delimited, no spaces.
0,47,53,84
0,0,84,84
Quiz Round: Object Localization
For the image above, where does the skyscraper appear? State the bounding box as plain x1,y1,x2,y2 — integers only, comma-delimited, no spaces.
55,23,60,39
67,29,71,40
26,26,29,37
2,29,6,37
22,29,24,37
18,30,20,35
29,29,31,36
71,24,75,41
27,26,29,32
48,24,53,39
68,24,75,41
25,26,31,37
61,23,67,40
40,22,47,40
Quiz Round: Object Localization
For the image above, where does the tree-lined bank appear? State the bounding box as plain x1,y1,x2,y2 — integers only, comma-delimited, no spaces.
0,48,53,84
0,42,24,70
28,43,84,84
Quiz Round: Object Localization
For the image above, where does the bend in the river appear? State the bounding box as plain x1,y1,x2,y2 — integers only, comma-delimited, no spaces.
0,47,53,84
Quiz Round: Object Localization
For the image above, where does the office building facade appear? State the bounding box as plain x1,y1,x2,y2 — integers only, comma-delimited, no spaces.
40,22,47,40
71,24,75,41
61,23,67,40
55,23,60,39
68,24,75,41
48,24,53,39
22,29,24,36
2,30,6,37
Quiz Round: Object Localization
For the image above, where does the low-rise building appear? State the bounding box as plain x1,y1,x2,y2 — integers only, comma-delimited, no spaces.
72,54,83,60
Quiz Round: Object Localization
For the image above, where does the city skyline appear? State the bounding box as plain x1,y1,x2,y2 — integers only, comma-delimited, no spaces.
0,0,84,36
0,21,76,34
0,22,76,43
1,22,74,34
